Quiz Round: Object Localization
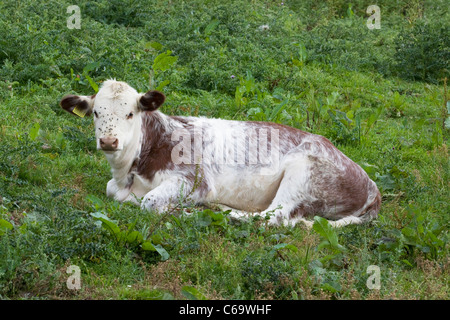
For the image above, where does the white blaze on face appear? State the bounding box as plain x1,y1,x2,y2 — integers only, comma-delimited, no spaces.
92,81,141,151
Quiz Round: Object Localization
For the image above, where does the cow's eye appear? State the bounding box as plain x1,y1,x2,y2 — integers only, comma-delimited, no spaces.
126,112,133,119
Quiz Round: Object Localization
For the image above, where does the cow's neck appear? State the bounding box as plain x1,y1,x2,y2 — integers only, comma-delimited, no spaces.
103,119,143,188
104,111,178,189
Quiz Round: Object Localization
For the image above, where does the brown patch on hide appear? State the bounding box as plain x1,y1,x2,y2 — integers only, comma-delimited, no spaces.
136,113,210,198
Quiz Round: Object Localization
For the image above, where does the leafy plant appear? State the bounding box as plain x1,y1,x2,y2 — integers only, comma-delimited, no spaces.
386,91,407,118
375,164,411,193
327,107,361,145
394,20,450,83
399,206,448,260
291,42,308,68
312,216,346,256
235,71,263,109
181,285,208,300
152,50,178,76
0,219,13,235
69,62,101,93
307,217,350,295
149,50,179,91
87,196,170,261
247,99,289,122
363,104,385,136
28,123,40,141
196,209,229,230
305,85,326,129
240,250,296,298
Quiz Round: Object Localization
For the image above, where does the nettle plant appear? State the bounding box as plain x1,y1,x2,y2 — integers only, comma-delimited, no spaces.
394,20,450,83
307,216,348,294
87,195,170,261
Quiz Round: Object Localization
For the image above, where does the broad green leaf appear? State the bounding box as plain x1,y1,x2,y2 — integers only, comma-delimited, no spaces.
181,286,207,300
273,243,298,253
426,230,443,247
269,99,288,121
141,241,156,251
401,227,416,239
206,210,227,226
292,58,303,67
204,19,220,35
313,216,346,253
83,62,101,74
151,233,163,245
308,259,326,275
156,79,170,91
319,253,338,264
360,162,379,180
152,50,178,74
313,216,338,247
418,245,431,253
90,212,120,235
165,222,173,230
145,41,163,51
154,244,170,261
346,109,355,120
375,173,396,191
317,240,331,252
29,123,40,141
401,259,413,267
171,215,182,227
321,282,340,293
126,230,143,244
198,211,212,227
0,219,13,235
417,224,424,234
136,289,174,300
90,211,111,221
86,194,105,210
247,107,263,115
84,74,99,93
365,105,384,132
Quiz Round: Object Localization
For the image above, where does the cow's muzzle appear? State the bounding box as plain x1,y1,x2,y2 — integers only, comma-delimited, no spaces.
99,137,119,151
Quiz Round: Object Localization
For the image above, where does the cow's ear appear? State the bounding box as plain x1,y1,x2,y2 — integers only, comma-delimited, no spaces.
60,94,95,117
138,90,165,112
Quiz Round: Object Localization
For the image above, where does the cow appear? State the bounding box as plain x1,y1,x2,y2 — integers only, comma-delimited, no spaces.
60,79,381,228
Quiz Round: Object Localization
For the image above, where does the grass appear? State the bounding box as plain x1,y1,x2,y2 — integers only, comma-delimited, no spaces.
0,0,449,300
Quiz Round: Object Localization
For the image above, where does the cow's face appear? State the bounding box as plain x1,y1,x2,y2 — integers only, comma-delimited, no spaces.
60,80,165,152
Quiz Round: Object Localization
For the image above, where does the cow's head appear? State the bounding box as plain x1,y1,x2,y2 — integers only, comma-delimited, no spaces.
60,80,165,152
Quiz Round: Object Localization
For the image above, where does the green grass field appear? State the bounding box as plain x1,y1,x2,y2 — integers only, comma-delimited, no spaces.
0,0,448,300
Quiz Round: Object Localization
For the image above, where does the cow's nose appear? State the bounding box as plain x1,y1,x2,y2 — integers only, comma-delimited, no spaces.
99,137,118,151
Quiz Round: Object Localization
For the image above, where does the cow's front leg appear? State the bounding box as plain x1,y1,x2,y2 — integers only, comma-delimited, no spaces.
106,179,139,204
140,177,191,213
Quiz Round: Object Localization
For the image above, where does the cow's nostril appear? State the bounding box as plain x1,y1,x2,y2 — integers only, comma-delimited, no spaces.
100,137,119,151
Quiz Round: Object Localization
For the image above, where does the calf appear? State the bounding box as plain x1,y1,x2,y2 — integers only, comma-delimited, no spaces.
60,80,380,227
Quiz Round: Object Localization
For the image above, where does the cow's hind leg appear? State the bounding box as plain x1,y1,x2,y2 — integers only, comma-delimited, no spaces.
258,158,315,226
261,154,373,228
256,156,365,228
